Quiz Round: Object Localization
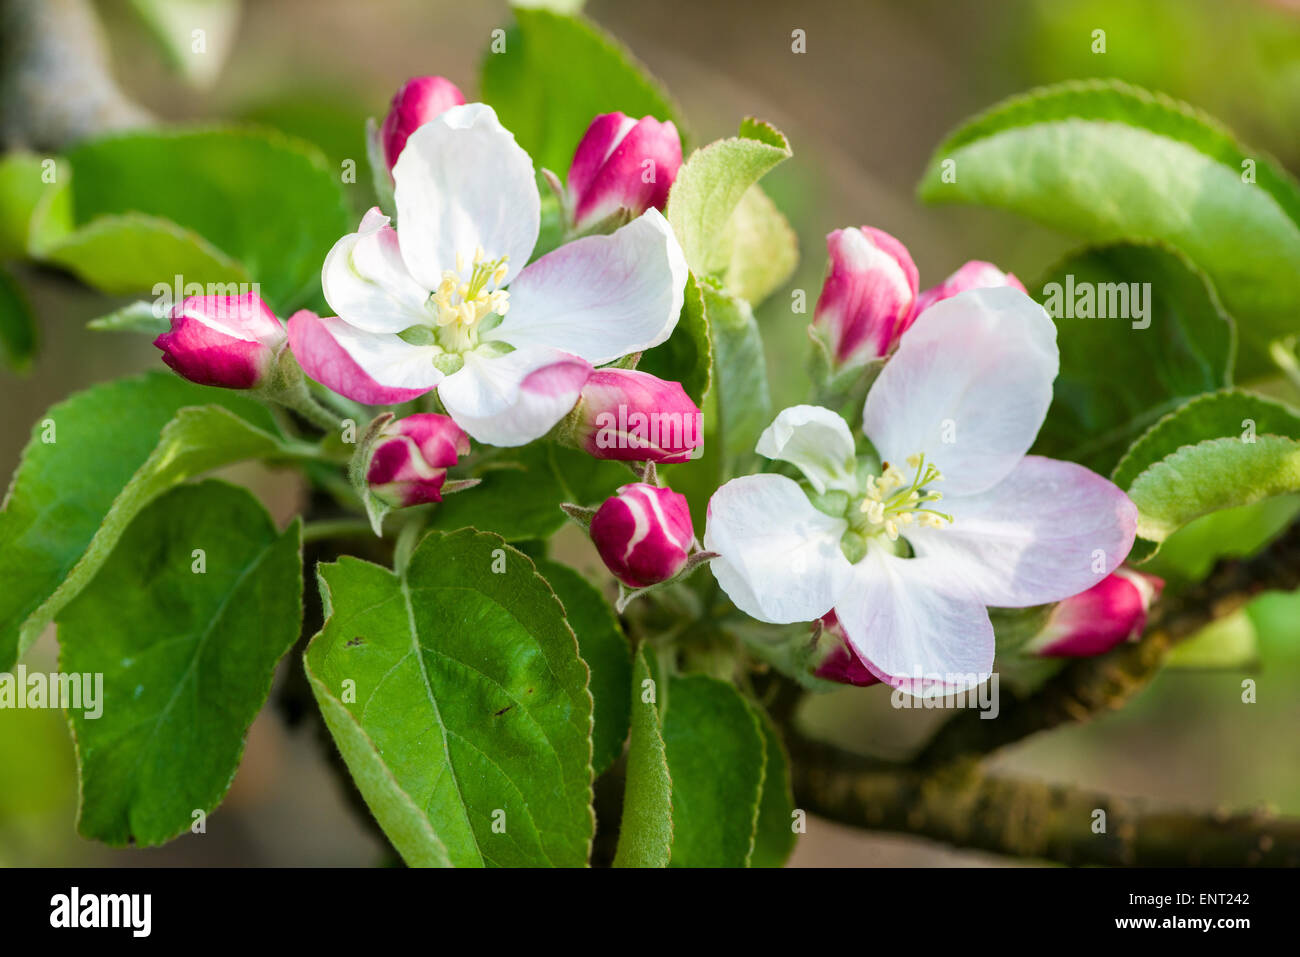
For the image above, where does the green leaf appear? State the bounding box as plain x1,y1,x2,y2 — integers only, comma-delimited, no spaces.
1112,389,1300,491
59,481,302,846
63,128,351,311
481,7,683,176
0,372,290,671
639,271,711,405
0,153,72,258
127,0,241,89
662,673,766,867
918,79,1300,374
721,185,799,307
40,213,250,296
304,530,595,867
612,645,672,868
0,265,37,372
1165,608,1259,670
1129,435,1300,546
1031,242,1235,474
703,279,771,464
86,299,170,336
534,559,631,776
667,118,792,281
747,704,797,868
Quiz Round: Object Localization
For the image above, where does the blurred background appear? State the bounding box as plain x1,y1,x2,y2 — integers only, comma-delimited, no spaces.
2,0,1299,866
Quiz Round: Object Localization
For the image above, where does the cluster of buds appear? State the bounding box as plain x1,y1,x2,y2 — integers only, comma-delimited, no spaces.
558,368,702,464
812,227,1025,368
564,112,682,234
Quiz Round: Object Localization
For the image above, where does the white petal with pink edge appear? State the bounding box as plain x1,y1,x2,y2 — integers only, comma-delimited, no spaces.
321,208,432,335
287,310,440,405
437,346,592,447
393,103,539,291
833,545,995,698
704,474,852,624
903,455,1138,608
863,286,1058,496
488,209,687,365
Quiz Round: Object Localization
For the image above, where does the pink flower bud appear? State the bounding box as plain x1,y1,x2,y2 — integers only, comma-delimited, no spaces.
811,611,880,687
914,260,1027,317
365,413,470,508
1027,568,1164,658
380,76,466,171
590,483,693,588
567,369,702,464
153,292,286,390
813,226,919,366
568,112,682,232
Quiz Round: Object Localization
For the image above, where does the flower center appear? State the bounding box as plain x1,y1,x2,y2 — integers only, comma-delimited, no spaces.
427,247,511,353
850,452,952,543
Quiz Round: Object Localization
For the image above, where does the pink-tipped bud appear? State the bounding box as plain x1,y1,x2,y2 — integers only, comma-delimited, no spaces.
811,612,880,686
153,292,286,390
568,112,682,232
565,369,702,464
590,483,693,588
365,413,470,509
1026,568,1164,658
914,260,1027,317
813,226,919,366
380,76,466,171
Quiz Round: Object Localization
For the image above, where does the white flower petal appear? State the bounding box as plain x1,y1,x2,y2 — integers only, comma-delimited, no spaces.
288,310,441,403
863,286,1058,496
438,345,591,447
704,474,852,624
756,405,858,494
833,546,994,698
489,209,688,365
393,103,539,290
903,455,1138,607
321,208,432,334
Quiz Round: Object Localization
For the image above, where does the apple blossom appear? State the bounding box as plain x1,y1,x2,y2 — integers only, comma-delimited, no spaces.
153,292,286,390
1026,568,1163,657
364,413,469,508
705,287,1138,697
567,112,682,233
914,259,1026,317
812,226,918,367
590,483,693,588
560,368,702,463
291,103,688,447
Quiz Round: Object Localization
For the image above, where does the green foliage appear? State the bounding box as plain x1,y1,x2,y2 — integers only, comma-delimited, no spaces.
481,6,683,176
60,481,302,846
702,279,772,465
0,372,292,670
534,559,631,776
919,79,1300,375
304,530,595,866
639,271,711,405
0,154,72,258
1031,242,1234,474
0,265,36,372
612,645,672,867
748,704,797,868
62,128,351,311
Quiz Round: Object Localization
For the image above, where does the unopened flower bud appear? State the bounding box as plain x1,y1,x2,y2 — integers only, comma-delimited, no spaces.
153,292,286,390
914,260,1026,317
590,483,693,588
365,413,469,508
1026,568,1163,657
379,76,466,172
568,112,682,233
813,226,918,366
562,369,702,463
811,611,880,686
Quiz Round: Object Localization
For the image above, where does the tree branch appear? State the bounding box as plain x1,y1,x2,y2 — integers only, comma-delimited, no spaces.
914,519,1300,767
789,737,1300,866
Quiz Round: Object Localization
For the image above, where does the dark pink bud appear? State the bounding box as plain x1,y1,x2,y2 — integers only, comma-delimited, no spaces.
812,612,880,686
568,112,682,232
813,226,918,366
590,483,693,588
568,369,702,464
153,292,286,390
380,76,466,171
365,413,469,508
914,260,1027,317
1027,568,1164,658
